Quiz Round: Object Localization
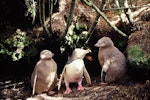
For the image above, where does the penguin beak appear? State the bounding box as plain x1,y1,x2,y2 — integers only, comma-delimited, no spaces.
95,43,105,47
94,43,99,47
87,49,91,53
99,43,105,47
52,53,54,57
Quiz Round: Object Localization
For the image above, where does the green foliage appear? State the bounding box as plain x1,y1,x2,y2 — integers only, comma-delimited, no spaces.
75,22,88,31
60,23,89,53
127,46,150,68
25,0,37,23
0,29,36,61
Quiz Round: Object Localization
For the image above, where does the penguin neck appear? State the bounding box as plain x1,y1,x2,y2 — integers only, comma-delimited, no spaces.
67,57,83,64
41,58,52,60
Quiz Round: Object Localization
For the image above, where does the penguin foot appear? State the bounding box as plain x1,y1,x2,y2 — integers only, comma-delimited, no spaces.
77,85,84,91
47,91,56,96
100,82,108,85
64,88,72,94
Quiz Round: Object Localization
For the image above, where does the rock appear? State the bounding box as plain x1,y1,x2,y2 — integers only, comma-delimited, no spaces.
126,10,150,81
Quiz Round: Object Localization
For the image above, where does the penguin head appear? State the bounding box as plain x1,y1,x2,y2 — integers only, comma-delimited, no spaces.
70,48,91,60
94,37,113,48
40,50,54,60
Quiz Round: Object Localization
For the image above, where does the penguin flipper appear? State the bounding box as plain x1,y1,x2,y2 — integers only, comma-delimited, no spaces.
58,66,66,90
32,71,37,95
48,72,57,91
101,69,107,82
83,66,91,85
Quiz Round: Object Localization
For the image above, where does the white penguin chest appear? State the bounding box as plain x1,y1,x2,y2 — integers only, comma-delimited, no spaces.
65,59,84,80
67,59,84,71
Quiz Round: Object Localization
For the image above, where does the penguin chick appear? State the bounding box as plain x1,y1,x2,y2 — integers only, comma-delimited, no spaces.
94,37,127,84
58,48,91,94
31,50,58,95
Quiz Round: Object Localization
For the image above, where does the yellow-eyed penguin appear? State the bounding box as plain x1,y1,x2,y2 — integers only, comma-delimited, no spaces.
58,48,91,94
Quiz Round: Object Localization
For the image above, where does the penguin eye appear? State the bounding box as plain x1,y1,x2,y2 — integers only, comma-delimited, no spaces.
102,41,105,44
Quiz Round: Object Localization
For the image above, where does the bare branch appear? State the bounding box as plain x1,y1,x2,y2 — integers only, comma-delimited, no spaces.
64,0,76,38
85,0,106,44
103,4,150,11
83,0,127,37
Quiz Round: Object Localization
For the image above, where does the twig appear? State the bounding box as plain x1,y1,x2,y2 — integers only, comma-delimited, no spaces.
103,4,150,11
64,0,76,37
38,0,42,25
49,0,53,33
42,0,50,36
123,0,134,25
114,0,127,32
32,0,36,24
85,0,106,44
83,0,127,37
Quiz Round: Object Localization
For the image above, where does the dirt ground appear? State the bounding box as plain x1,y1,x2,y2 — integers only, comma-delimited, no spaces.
0,76,150,100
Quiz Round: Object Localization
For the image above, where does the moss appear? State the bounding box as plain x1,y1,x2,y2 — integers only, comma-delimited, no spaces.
127,46,150,81
127,46,150,69
128,46,144,62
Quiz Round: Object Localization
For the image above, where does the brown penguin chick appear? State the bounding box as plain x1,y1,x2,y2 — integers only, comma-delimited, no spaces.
94,37,127,84
58,48,91,94
31,50,58,95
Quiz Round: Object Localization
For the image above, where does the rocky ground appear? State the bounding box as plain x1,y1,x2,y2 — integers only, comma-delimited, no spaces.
0,76,150,100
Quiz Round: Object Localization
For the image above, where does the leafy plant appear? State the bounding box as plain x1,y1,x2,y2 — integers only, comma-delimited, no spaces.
60,23,88,53
25,0,37,24
0,29,35,61
127,46,150,68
